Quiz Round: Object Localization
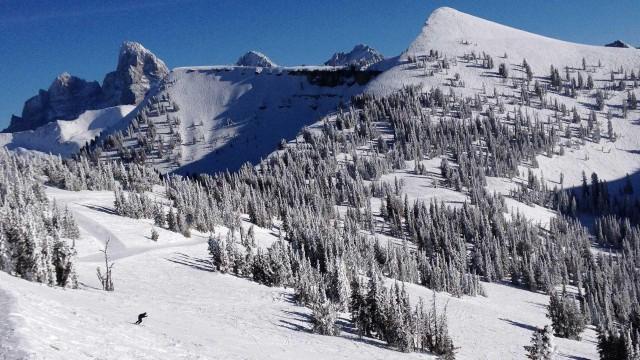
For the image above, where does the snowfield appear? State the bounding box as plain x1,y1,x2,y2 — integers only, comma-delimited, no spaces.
366,6,640,96
0,106,134,156
0,187,598,359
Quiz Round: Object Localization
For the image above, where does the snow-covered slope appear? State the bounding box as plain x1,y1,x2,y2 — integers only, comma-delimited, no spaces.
0,106,134,156
362,7,640,202
366,6,640,96
103,66,376,174
0,187,598,359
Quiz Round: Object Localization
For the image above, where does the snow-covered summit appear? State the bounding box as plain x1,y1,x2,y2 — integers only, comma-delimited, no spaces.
405,7,639,71
324,44,384,69
236,51,277,68
366,6,640,96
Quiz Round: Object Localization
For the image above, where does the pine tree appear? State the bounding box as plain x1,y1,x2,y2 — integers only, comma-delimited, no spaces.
547,290,586,340
311,292,340,336
597,328,629,360
524,325,555,360
499,63,509,78
350,275,370,337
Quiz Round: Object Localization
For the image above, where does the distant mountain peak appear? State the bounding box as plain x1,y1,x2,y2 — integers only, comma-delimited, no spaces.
324,44,384,68
4,41,168,133
102,41,169,105
236,51,277,68
604,40,635,48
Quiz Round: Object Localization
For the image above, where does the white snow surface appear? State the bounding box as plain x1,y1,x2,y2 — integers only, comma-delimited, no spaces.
366,6,640,96
0,106,134,156
144,66,368,174
0,187,598,359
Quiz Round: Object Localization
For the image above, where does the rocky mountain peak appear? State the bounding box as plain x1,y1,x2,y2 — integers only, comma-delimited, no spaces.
5,41,168,133
102,41,169,106
324,44,384,69
604,40,635,48
236,51,277,68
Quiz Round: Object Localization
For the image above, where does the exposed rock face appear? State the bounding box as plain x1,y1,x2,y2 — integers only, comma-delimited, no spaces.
101,41,169,106
4,41,168,133
236,51,277,68
604,40,635,48
324,44,384,69
5,73,102,132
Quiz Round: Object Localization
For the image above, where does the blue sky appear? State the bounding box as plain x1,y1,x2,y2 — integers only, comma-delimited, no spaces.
1,0,639,129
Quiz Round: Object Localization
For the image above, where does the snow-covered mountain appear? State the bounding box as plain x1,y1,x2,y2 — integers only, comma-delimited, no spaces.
366,6,640,96
4,41,167,133
3,6,640,360
324,44,385,69
236,50,278,68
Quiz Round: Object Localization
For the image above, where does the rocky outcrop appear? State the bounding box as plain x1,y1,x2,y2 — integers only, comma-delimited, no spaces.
5,73,102,132
324,44,384,69
101,41,169,106
4,41,168,133
604,40,636,48
236,51,277,68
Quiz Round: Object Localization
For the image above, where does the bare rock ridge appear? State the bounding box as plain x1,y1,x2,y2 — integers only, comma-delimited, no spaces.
604,40,636,49
4,41,168,133
324,44,384,69
101,41,169,106
235,51,277,68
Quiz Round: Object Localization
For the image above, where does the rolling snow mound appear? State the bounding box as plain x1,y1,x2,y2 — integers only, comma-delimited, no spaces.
0,106,134,156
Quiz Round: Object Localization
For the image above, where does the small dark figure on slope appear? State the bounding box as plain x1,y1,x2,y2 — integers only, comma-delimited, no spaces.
135,312,147,325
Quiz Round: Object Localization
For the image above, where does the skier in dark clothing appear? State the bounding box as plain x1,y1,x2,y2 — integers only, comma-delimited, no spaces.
135,312,147,325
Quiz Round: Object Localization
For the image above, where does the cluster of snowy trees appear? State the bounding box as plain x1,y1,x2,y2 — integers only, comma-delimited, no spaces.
207,231,456,356
507,168,640,357
0,147,161,290
524,325,555,360
100,84,630,347
82,90,184,168
0,149,79,287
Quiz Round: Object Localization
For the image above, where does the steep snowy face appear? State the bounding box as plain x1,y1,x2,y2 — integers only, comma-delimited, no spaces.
5,41,167,133
4,73,102,133
98,65,378,174
101,41,169,106
236,51,277,68
324,44,384,69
